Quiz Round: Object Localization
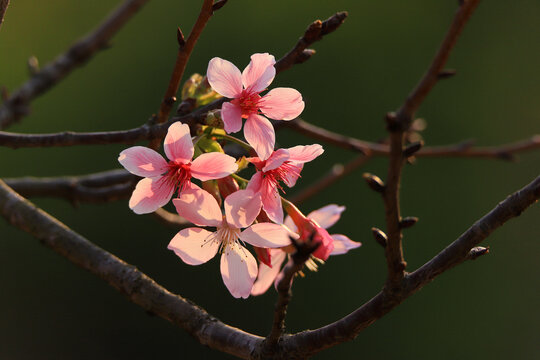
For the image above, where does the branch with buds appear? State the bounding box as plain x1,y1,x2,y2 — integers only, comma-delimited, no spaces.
1,0,539,359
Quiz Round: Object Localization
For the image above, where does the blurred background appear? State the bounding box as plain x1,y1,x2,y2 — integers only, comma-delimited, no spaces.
1,0,539,359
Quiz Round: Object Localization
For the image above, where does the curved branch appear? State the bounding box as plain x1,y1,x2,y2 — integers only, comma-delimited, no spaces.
0,0,150,130
281,173,540,358
0,179,262,359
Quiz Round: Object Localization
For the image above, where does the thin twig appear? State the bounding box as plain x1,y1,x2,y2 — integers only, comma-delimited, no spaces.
277,173,540,358
0,11,349,149
290,154,371,205
262,239,319,354
150,0,216,148
397,0,482,123
4,169,135,204
288,119,540,161
0,0,150,130
0,0,9,30
383,0,481,288
274,11,348,73
0,179,262,359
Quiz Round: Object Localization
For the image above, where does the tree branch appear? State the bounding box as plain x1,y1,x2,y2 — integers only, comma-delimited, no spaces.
0,179,262,359
0,0,9,30
0,11,349,149
287,118,540,161
4,169,135,204
155,0,215,126
382,0,481,288
274,11,348,73
0,0,150,130
397,0,481,122
258,239,320,357
279,173,540,358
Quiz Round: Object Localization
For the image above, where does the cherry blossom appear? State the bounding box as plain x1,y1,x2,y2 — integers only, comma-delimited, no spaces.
251,204,361,296
207,53,305,160
168,189,297,298
118,122,238,214
246,144,324,224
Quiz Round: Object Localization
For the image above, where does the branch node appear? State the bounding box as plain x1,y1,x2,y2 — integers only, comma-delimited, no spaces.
403,141,424,158
304,20,323,42
468,246,490,260
438,69,457,79
295,49,316,65
371,227,388,248
211,0,228,13
165,96,177,106
385,111,403,132
320,11,348,36
399,216,419,229
27,55,40,76
176,27,186,48
362,173,385,193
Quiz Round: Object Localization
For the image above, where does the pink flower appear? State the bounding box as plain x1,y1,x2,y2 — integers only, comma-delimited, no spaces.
168,189,297,298
207,53,305,160
246,144,324,224
251,204,361,296
118,122,238,214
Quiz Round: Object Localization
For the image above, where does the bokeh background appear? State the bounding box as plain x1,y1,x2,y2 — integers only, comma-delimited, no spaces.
1,0,539,359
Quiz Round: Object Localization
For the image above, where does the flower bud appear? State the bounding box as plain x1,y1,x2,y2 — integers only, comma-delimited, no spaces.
282,199,334,260
181,73,203,100
205,110,224,129
371,227,388,248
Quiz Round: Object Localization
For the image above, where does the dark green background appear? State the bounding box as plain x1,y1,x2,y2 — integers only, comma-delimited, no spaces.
1,1,539,359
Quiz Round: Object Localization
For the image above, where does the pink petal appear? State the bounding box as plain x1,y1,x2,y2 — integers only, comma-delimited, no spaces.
190,152,238,181
312,227,335,261
164,122,194,164
241,53,276,93
118,146,168,178
168,227,219,265
246,171,263,193
261,182,283,224
129,177,174,214
287,144,324,164
172,184,222,227
251,249,287,296
224,190,262,228
283,215,297,234
221,102,243,133
239,223,296,248
244,114,275,161
307,204,346,230
259,87,305,120
220,243,258,298
207,57,243,98
262,148,289,172
330,234,362,255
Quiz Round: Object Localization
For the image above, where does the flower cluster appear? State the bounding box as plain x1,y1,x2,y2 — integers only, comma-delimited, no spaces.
118,53,360,298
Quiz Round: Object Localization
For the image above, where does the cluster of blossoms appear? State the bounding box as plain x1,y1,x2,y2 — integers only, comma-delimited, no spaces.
119,53,360,298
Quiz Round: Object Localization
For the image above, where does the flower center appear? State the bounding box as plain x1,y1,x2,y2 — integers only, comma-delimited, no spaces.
233,90,262,118
263,161,302,193
159,161,192,194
